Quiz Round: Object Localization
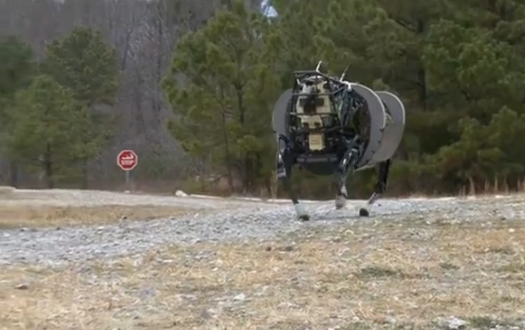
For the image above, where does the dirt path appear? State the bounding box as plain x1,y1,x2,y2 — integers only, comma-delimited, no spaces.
2,189,525,329
1,189,524,267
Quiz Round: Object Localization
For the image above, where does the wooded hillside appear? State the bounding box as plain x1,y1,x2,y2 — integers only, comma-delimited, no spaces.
1,0,524,198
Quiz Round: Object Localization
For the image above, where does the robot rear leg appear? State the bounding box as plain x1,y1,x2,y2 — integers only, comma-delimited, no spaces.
335,185,348,209
359,159,391,216
333,139,360,210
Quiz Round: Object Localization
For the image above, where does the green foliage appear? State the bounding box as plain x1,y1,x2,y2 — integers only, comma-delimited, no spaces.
429,106,525,191
270,0,336,71
5,75,95,187
42,26,119,107
4,0,525,194
162,0,525,195
0,36,35,101
41,25,120,187
163,0,282,190
0,27,120,188
0,35,36,182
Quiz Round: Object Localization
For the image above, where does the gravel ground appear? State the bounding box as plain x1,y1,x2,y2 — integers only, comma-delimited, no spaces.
1,189,524,267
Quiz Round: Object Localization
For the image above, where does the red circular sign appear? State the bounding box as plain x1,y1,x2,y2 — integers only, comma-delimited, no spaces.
117,150,138,171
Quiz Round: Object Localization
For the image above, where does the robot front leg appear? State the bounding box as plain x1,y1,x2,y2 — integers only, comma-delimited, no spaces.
334,168,349,210
359,159,391,217
276,139,309,221
334,143,359,210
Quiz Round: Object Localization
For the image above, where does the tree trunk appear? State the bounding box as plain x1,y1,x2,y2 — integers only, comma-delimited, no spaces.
221,112,234,194
417,67,427,110
44,143,54,189
468,176,475,196
81,161,88,189
224,143,234,194
236,84,251,192
416,20,427,110
9,161,18,188
269,170,277,199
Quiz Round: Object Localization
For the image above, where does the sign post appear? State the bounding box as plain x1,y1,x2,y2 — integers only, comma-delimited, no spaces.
117,149,138,191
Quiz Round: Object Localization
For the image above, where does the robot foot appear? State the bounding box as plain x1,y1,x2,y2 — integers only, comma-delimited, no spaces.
335,186,348,210
358,207,370,217
335,194,347,209
294,203,310,221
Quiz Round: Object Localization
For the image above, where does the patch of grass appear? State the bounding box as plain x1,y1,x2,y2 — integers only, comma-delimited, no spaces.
1,221,525,329
468,316,495,328
476,246,515,255
498,260,525,273
0,204,195,229
468,316,497,329
439,262,460,270
466,316,517,329
0,186,15,196
355,266,400,279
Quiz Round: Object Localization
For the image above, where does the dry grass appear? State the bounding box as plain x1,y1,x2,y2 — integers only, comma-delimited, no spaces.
0,186,16,196
1,219,525,329
0,185,200,228
0,204,195,229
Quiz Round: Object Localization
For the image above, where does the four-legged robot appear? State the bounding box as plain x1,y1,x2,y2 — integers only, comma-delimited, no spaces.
272,63,406,220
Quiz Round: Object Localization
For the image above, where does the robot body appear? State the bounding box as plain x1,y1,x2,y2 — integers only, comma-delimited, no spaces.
272,62,406,220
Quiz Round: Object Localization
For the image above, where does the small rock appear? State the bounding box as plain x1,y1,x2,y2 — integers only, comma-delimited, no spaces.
509,228,515,233
446,316,468,329
338,248,352,258
175,190,188,197
385,316,397,324
277,301,300,309
255,285,270,296
233,293,246,302
15,283,29,290
280,245,294,252
200,309,212,320
139,288,156,299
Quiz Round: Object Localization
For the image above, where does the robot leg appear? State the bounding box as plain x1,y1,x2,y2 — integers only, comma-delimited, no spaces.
359,159,391,216
276,136,309,221
334,140,360,210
